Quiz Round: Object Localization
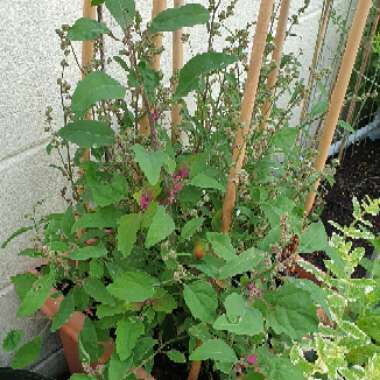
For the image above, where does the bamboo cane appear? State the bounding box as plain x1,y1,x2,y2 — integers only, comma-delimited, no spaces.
139,0,167,136
304,0,373,215
221,0,275,233
299,0,333,124
259,0,291,132
171,0,184,144
338,0,380,162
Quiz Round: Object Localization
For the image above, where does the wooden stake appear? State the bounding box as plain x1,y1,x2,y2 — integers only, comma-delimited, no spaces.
151,0,167,70
338,0,380,161
221,0,275,233
259,0,291,131
304,0,373,215
171,0,184,144
300,0,333,123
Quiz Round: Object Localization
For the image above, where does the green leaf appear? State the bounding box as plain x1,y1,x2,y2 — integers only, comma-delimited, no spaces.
12,273,37,300
51,292,75,331
189,339,237,363
175,52,237,98
338,120,355,133
262,284,319,340
132,144,167,185
310,99,328,118
117,213,141,256
357,315,380,343
213,293,264,336
78,318,102,363
108,354,131,380
271,127,298,152
167,350,186,363
206,232,235,261
84,278,115,305
150,4,209,32
181,217,204,240
3,330,23,352
69,375,97,380
1,226,33,249
183,280,218,323
11,337,42,369
107,271,158,302
71,245,108,260
151,288,177,313
218,247,266,280
58,120,115,148
116,318,145,360
191,173,224,192
299,222,328,253
72,71,125,117
18,248,43,258
17,272,55,317
68,18,110,41
105,0,135,30
72,206,122,232
145,206,175,248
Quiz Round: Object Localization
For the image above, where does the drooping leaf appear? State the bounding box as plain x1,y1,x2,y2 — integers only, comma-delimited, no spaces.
105,0,136,30
2,330,23,352
299,221,328,253
83,278,116,305
150,4,209,32
189,339,237,363
11,337,42,369
17,272,55,317
181,217,204,240
72,71,125,117
1,226,33,249
78,318,103,363
51,292,75,331
11,273,37,300
71,245,108,260
72,206,123,232
107,271,158,302
167,350,186,363
116,318,145,360
206,232,235,261
68,18,110,41
191,173,224,192
183,280,218,323
175,52,237,98
145,206,175,248
58,120,115,148
117,213,141,256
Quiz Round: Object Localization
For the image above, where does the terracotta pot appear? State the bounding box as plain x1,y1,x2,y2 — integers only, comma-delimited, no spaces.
39,291,154,379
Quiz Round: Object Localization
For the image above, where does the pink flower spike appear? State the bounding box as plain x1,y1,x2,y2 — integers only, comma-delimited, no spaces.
247,354,257,366
178,166,189,179
151,110,159,123
140,193,152,210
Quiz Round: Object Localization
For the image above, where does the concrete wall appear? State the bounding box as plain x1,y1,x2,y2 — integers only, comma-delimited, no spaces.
0,0,354,375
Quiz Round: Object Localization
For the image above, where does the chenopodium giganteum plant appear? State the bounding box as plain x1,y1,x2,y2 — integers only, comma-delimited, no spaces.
3,1,380,379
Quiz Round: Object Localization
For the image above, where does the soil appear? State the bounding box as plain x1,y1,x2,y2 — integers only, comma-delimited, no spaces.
308,138,380,274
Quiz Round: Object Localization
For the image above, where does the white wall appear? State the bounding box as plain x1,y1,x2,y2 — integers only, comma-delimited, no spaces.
0,0,354,373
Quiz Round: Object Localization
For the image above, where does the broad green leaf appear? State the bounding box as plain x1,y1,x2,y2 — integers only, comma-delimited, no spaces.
108,354,131,380
84,278,115,305
191,173,224,192
167,350,186,363
181,217,204,240
58,120,115,148
17,272,55,317
183,280,218,323
189,339,237,363
347,344,380,365
213,293,264,336
132,144,166,185
175,52,237,98
71,245,108,260
11,273,37,300
107,271,158,302
189,323,213,341
206,232,235,261
262,284,319,340
78,318,102,363
51,292,75,331
117,213,141,256
70,375,96,380
152,288,177,313
72,71,125,117
338,120,355,133
310,99,328,118
68,18,110,41
357,315,380,343
11,337,42,369
150,4,209,32
2,330,23,352
299,222,328,253
89,260,104,279
271,127,298,152
72,206,122,232
218,247,266,280
18,248,43,258
116,318,145,360
105,0,135,30
145,206,175,248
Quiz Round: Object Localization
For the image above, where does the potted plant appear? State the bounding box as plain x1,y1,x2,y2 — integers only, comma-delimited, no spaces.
2,1,380,380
